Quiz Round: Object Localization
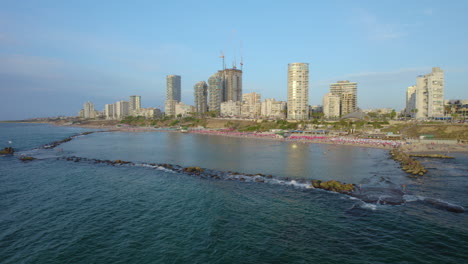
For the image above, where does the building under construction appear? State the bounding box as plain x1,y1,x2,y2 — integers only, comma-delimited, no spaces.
222,68,242,102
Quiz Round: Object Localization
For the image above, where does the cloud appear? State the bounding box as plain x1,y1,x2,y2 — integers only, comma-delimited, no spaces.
353,8,407,40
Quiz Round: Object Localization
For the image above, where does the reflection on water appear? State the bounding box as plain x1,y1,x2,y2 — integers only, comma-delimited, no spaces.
61,132,404,183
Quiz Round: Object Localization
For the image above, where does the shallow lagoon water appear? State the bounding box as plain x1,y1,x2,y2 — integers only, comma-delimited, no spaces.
1,123,467,263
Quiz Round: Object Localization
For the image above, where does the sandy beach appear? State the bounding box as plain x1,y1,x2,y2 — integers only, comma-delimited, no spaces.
55,122,468,154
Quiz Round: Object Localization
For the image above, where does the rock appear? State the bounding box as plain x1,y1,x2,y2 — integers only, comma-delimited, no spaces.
19,156,35,161
0,147,14,155
351,187,405,205
114,160,130,165
311,180,321,188
255,177,265,183
422,198,465,213
183,166,204,174
311,179,355,193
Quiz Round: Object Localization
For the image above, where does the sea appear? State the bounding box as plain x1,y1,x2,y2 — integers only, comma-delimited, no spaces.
0,123,467,264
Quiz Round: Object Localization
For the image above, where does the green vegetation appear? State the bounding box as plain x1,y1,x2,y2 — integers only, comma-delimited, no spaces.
169,120,180,126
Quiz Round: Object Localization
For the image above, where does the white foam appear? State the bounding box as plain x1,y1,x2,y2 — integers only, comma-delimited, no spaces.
403,194,424,202
360,203,377,210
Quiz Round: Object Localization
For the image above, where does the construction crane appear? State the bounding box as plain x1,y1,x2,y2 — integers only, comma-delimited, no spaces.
240,41,244,71
219,50,225,71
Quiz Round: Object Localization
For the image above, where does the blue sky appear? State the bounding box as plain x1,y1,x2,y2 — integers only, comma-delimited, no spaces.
1,0,467,120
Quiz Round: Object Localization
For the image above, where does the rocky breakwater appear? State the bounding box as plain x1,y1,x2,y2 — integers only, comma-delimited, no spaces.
311,180,355,194
0,147,15,155
409,154,454,159
390,149,426,176
43,131,96,149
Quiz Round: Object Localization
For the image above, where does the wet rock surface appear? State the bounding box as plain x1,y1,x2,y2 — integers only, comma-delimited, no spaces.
0,147,15,155
43,131,98,149
18,156,36,162
409,154,455,159
390,149,427,176
350,187,405,205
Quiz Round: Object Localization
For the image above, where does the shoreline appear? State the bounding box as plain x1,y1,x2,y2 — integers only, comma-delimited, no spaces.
6,121,468,154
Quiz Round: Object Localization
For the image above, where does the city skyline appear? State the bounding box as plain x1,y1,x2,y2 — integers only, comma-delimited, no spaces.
1,1,468,120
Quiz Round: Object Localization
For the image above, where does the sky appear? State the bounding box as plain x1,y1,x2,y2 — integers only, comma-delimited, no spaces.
1,0,467,120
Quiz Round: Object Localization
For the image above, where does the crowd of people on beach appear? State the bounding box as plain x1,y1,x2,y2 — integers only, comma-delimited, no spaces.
189,130,403,149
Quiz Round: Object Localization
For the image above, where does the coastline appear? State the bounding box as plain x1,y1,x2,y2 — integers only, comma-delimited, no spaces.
8,121,468,154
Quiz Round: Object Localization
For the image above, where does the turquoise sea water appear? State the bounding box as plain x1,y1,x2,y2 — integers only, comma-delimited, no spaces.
0,123,467,263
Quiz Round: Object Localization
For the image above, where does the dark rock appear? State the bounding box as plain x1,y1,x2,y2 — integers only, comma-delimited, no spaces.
422,198,465,213
19,156,35,161
311,179,355,194
350,187,405,205
0,147,14,155
183,166,204,174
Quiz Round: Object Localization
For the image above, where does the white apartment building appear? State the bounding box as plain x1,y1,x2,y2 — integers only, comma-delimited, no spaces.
165,99,178,117
83,101,96,119
115,100,129,119
287,63,309,120
323,93,340,118
261,99,287,119
134,107,162,119
105,104,116,119
241,92,261,118
220,100,241,117
413,67,445,119
329,80,358,116
129,95,141,115
405,85,417,116
175,102,195,118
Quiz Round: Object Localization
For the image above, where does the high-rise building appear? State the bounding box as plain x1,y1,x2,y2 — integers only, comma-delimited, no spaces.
413,67,444,119
129,95,141,114
105,104,116,120
194,81,208,114
287,63,309,120
83,101,96,119
405,85,417,116
166,75,181,101
261,99,287,119
241,92,261,118
323,93,340,118
222,68,242,102
208,72,223,113
166,75,181,117
115,101,129,119
329,80,357,116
